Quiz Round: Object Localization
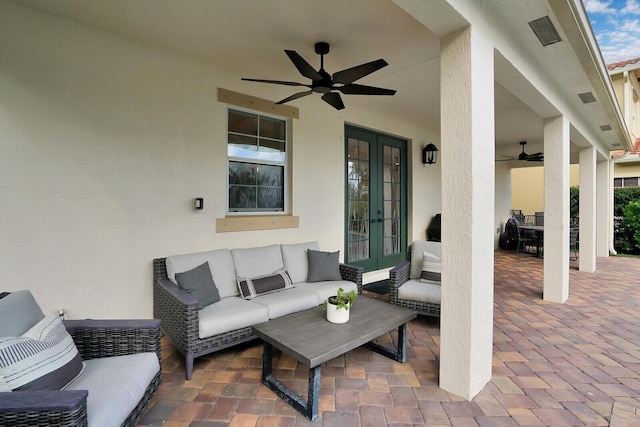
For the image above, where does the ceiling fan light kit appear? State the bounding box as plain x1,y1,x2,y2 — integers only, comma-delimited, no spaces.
242,41,396,110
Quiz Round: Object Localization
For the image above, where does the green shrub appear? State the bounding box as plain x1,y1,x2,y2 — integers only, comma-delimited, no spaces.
622,200,640,253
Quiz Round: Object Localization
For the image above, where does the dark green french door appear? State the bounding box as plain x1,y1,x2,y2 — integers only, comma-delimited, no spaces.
345,125,407,272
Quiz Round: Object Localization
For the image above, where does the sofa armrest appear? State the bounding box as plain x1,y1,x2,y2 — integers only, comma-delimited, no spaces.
0,390,88,426
64,319,161,362
154,278,200,354
339,263,364,294
388,260,410,304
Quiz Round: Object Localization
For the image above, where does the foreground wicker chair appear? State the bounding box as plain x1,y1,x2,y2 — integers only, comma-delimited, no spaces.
389,241,441,318
0,318,162,427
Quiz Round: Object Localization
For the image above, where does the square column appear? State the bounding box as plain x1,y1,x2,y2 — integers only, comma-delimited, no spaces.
439,26,494,400
596,160,610,257
543,116,570,303
579,147,596,272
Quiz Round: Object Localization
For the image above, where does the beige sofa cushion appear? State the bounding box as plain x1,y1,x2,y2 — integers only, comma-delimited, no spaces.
281,241,320,283
410,241,442,280
198,297,269,338
231,244,284,279
166,249,238,298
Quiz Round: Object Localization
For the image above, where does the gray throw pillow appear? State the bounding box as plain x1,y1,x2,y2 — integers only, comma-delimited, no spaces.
175,262,221,310
0,290,45,336
307,250,343,282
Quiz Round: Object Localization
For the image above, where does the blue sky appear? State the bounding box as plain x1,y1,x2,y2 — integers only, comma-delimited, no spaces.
585,0,640,64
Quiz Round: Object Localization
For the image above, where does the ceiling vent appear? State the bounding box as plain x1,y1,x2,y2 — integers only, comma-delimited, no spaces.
600,125,612,132
529,16,562,46
578,92,596,104
612,142,621,147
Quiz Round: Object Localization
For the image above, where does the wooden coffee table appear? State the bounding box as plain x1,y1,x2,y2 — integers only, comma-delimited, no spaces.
252,296,416,420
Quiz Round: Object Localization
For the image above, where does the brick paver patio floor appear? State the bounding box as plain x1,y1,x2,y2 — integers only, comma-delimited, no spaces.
138,249,640,426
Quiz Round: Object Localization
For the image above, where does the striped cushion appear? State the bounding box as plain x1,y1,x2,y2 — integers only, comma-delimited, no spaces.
237,269,294,300
0,314,83,392
420,251,442,284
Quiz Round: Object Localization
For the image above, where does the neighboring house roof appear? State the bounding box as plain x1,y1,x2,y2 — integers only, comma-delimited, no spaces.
607,57,640,71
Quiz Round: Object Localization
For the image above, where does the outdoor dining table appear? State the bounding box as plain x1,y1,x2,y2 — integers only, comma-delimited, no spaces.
518,224,544,257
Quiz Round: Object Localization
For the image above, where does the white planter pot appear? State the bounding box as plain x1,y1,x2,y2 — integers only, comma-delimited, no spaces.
326,301,350,324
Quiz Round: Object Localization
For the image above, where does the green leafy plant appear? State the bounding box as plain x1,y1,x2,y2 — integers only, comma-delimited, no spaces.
322,287,357,311
622,200,640,253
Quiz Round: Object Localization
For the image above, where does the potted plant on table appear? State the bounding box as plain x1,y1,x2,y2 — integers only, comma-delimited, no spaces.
323,287,358,324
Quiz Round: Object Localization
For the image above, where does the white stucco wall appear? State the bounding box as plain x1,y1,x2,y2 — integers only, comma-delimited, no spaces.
0,2,439,318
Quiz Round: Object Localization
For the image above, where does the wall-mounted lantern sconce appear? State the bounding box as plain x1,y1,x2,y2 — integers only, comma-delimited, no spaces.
422,143,439,165
194,197,204,210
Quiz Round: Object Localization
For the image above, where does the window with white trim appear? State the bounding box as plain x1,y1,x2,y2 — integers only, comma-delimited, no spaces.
614,177,639,188
227,108,287,213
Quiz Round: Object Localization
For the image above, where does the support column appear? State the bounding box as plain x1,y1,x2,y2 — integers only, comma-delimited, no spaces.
439,26,494,400
579,147,596,272
543,116,570,303
596,159,610,257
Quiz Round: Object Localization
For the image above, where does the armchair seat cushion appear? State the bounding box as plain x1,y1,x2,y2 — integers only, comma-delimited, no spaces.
198,297,269,339
66,352,160,427
397,279,441,305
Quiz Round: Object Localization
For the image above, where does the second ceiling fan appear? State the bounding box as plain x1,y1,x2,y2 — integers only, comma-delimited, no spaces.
242,41,396,110
497,141,543,162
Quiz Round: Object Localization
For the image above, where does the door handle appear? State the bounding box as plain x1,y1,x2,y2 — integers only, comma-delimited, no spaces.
370,218,383,223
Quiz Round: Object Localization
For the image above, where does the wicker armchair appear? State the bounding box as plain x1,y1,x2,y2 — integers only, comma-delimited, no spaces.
388,242,441,318
0,319,162,427
153,257,363,379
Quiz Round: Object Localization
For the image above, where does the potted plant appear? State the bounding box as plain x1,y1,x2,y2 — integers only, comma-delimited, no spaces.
323,287,357,324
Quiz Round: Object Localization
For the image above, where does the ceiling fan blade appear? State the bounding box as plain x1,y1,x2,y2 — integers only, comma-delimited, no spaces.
332,59,389,84
337,83,396,96
526,153,544,161
284,50,323,81
321,92,345,110
241,78,309,87
275,90,313,105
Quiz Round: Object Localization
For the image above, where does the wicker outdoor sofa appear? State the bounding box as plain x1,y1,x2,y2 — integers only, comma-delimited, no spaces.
153,241,363,379
389,240,442,317
0,291,162,427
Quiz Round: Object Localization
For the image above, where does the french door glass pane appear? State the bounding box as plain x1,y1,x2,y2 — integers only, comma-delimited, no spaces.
347,138,370,262
383,146,401,256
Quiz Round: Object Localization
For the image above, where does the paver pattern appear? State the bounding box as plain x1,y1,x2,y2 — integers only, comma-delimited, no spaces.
137,250,640,426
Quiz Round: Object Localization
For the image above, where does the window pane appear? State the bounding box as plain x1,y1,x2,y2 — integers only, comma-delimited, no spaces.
229,186,256,210
257,188,283,209
228,134,258,158
259,116,285,140
229,162,256,185
256,164,283,186
625,177,638,187
614,178,622,188
258,139,286,162
229,110,258,135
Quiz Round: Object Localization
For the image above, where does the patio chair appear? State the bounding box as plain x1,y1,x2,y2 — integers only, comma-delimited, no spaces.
388,241,441,317
570,228,579,261
0,291,161,427
505,217,537,254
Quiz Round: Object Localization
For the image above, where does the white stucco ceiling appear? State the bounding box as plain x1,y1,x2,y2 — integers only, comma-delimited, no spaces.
8,0,629,160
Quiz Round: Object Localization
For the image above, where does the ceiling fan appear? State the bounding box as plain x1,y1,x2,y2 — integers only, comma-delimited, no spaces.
241,41,396,110
497,141,543,162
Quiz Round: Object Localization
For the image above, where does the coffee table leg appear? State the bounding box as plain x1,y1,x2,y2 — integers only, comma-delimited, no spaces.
363,323,407,363
261,341,320,421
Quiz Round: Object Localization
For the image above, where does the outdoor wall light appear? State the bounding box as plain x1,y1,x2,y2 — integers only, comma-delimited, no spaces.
194,197,204,210
422,143,439,165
